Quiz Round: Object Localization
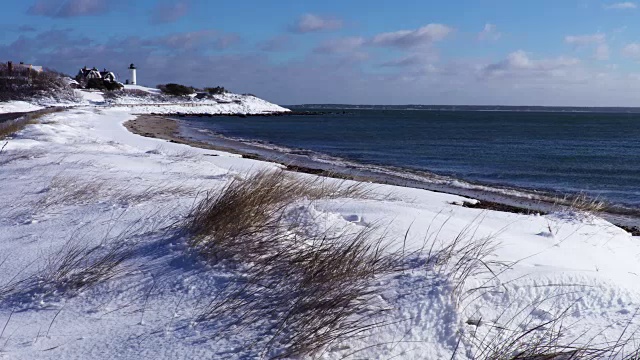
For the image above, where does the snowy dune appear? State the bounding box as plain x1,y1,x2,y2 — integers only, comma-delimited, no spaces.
107,85,290,115
0,100,44,114
0,86,289,116
0,99,639,358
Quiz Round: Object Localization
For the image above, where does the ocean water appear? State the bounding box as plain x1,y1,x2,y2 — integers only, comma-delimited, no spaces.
182,108,640,208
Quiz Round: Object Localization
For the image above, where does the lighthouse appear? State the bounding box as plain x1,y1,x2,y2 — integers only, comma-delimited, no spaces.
128,63,137,85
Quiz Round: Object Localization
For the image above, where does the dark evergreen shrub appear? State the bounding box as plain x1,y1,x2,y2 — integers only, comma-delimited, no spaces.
86,78,107,91
204,86,227,95
157,83,195,96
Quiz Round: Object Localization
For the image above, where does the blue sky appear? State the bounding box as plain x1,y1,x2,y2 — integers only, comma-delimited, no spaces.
2,0,640,105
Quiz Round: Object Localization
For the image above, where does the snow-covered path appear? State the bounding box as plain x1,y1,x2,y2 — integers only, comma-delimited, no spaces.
1,106,639,359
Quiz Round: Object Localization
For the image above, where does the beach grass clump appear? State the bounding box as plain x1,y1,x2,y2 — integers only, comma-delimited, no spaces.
0,117,38,140
184,169,369,260
429,225,501,302
554,193,608,214
184,169,406,357
34,175,107,211
40,240,132,297
566,193,607,213
34,174,198,211
0,239,132,307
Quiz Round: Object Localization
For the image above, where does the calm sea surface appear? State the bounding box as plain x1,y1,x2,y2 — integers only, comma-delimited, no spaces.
183,109,640,208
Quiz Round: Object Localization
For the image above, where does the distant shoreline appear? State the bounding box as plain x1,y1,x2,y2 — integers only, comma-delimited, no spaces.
124,114,640,234
287,104,640,113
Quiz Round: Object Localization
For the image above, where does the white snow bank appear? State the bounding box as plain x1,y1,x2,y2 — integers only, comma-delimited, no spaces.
108,92,289,114
75,89,105,104
0,106,638,359
123,84,161,94
2,87,287,116
0,101,44,114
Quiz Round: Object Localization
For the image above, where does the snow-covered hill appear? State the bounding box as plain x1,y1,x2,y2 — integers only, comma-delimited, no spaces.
1,85,289,116
104,85,290,114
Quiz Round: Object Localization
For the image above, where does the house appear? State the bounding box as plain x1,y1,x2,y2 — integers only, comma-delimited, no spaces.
100,69,117,82
76,66,103,84
5,61,43,74
76,66,119,86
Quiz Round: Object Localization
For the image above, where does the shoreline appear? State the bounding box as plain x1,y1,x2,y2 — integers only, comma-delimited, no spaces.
124,115,640,234
124,115,239,154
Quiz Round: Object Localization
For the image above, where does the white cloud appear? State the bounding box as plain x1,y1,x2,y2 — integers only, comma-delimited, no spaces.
622,43,640,59
145,30,241,51
604,2,637,9
478,23,501,41
314,37,365,54
13,24,640,106
564,33,609,60
484,50,580,76
564,34,606,45
290,14,342,33
371,24,453,48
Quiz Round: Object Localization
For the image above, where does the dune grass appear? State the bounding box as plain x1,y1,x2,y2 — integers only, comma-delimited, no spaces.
184,170,404,357
552,192,608,214
0,117,38,140
34,174,198,212
184,169,640,359
185,169,371,260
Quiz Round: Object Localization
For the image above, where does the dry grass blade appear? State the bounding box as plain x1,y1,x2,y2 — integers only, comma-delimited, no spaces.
41,241,132,296
34,175,106,211
0,236,133,307
0,240,133,308
34,174,197,211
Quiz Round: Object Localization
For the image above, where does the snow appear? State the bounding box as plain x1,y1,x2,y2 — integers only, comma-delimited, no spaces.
71,87,289,114
75,89,105,104
113,100,289,115
1,84,288,115
0,100,639,358
0,101,44,114
108,91,289,114
123,84,161,94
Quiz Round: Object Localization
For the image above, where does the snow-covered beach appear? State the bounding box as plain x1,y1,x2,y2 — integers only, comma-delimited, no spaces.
1,90,640,359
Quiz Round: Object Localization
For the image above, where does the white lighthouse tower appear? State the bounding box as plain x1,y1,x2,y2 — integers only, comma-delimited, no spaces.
128,63,137,85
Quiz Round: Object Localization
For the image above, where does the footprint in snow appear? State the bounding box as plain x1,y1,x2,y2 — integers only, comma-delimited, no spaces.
343,214,364,225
